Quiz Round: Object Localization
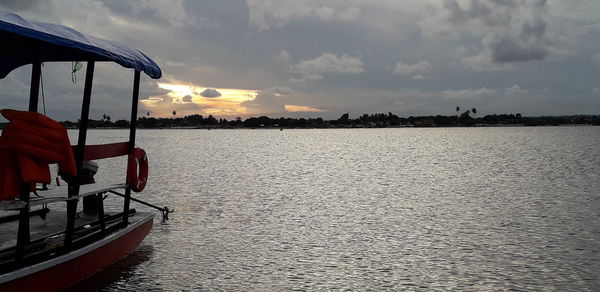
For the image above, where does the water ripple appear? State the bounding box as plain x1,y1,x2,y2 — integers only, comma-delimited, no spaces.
76,127,600,291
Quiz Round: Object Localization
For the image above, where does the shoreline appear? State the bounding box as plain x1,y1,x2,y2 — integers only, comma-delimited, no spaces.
62,123,599,130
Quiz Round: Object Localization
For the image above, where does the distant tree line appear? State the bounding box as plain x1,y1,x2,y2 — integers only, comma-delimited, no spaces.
53,111,600,129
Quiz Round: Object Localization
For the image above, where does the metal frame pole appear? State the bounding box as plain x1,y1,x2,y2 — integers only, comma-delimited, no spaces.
65,61,95,248
123,70,141,226
15,62,42,265
28,62,41,111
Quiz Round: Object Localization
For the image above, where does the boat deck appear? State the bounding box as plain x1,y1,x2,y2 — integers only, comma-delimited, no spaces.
0,183,132,250
0,209,144,251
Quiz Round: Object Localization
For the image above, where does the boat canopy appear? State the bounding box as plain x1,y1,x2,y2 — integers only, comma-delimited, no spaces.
0,10,161,79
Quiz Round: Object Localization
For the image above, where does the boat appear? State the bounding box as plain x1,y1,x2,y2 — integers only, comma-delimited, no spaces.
0,10,171,290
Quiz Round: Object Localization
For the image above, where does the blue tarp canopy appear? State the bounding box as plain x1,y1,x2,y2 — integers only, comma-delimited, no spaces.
0,11,162,79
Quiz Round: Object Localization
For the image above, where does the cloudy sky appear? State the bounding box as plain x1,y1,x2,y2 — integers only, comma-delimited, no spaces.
1,0,599,121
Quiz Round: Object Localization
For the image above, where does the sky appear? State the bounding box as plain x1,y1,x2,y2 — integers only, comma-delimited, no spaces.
0,0,599,121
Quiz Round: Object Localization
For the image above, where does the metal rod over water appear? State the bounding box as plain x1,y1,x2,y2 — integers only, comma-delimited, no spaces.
109,191,173,222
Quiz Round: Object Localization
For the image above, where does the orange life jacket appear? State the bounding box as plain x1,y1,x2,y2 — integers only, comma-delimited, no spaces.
0,109,76,200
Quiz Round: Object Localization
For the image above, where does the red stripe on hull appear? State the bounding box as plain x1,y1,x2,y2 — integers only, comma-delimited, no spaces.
1,218,153,291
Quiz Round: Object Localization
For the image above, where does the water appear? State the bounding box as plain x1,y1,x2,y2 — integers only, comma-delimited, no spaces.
70,127,600,291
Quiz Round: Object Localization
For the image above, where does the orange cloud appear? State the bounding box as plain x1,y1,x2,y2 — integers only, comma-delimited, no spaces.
284,105,327,113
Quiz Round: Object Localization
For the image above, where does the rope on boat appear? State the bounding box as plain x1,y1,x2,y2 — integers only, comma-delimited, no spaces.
40,63,46,115
108,190,173,222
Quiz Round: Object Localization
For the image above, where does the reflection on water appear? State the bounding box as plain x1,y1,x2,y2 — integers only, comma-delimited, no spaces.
68,245,154,291
79,127,600,291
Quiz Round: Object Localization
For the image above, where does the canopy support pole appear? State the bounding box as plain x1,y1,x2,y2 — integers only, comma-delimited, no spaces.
65,61,95,248
28,62,41,111
15,61,42,265
123,70,141,227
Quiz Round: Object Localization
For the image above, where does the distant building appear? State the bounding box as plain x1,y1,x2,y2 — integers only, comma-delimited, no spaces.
414,119,434,127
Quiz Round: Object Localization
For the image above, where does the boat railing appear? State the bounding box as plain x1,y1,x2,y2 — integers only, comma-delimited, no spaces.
0,183,129,211
0,142,135,269
0,142,132,212
0,140,141,269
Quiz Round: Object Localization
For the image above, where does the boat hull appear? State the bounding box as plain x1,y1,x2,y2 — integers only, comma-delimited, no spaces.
0,213,153,291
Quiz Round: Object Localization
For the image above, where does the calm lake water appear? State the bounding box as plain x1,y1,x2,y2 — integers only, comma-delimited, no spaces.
70,126,600,291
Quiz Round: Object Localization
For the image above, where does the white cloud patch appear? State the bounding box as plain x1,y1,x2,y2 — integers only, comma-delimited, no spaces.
442,87,497,100
393,61,432,78
505,84,529,96
200,88,222,98
337,7,360,21
292,53,364,80
592,53,600,65
274,50,291,64
246,0,359,30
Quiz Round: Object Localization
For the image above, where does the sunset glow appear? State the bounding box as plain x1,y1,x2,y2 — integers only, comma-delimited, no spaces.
141,82,258,117
140,82,329,117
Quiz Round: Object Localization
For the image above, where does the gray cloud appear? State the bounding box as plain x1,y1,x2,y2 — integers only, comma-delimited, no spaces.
393,61,432,77
129,0,212,28
440,0,558,70
246,0,359,31
271,86,294,95
241,90,285,116
592,53,600,65
1,0,599,120
491,19,549,62
274,50,291,65
200,88,221,98
182,95,193,102
292,53,364,80
442,87,498,100
0,0,43,10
